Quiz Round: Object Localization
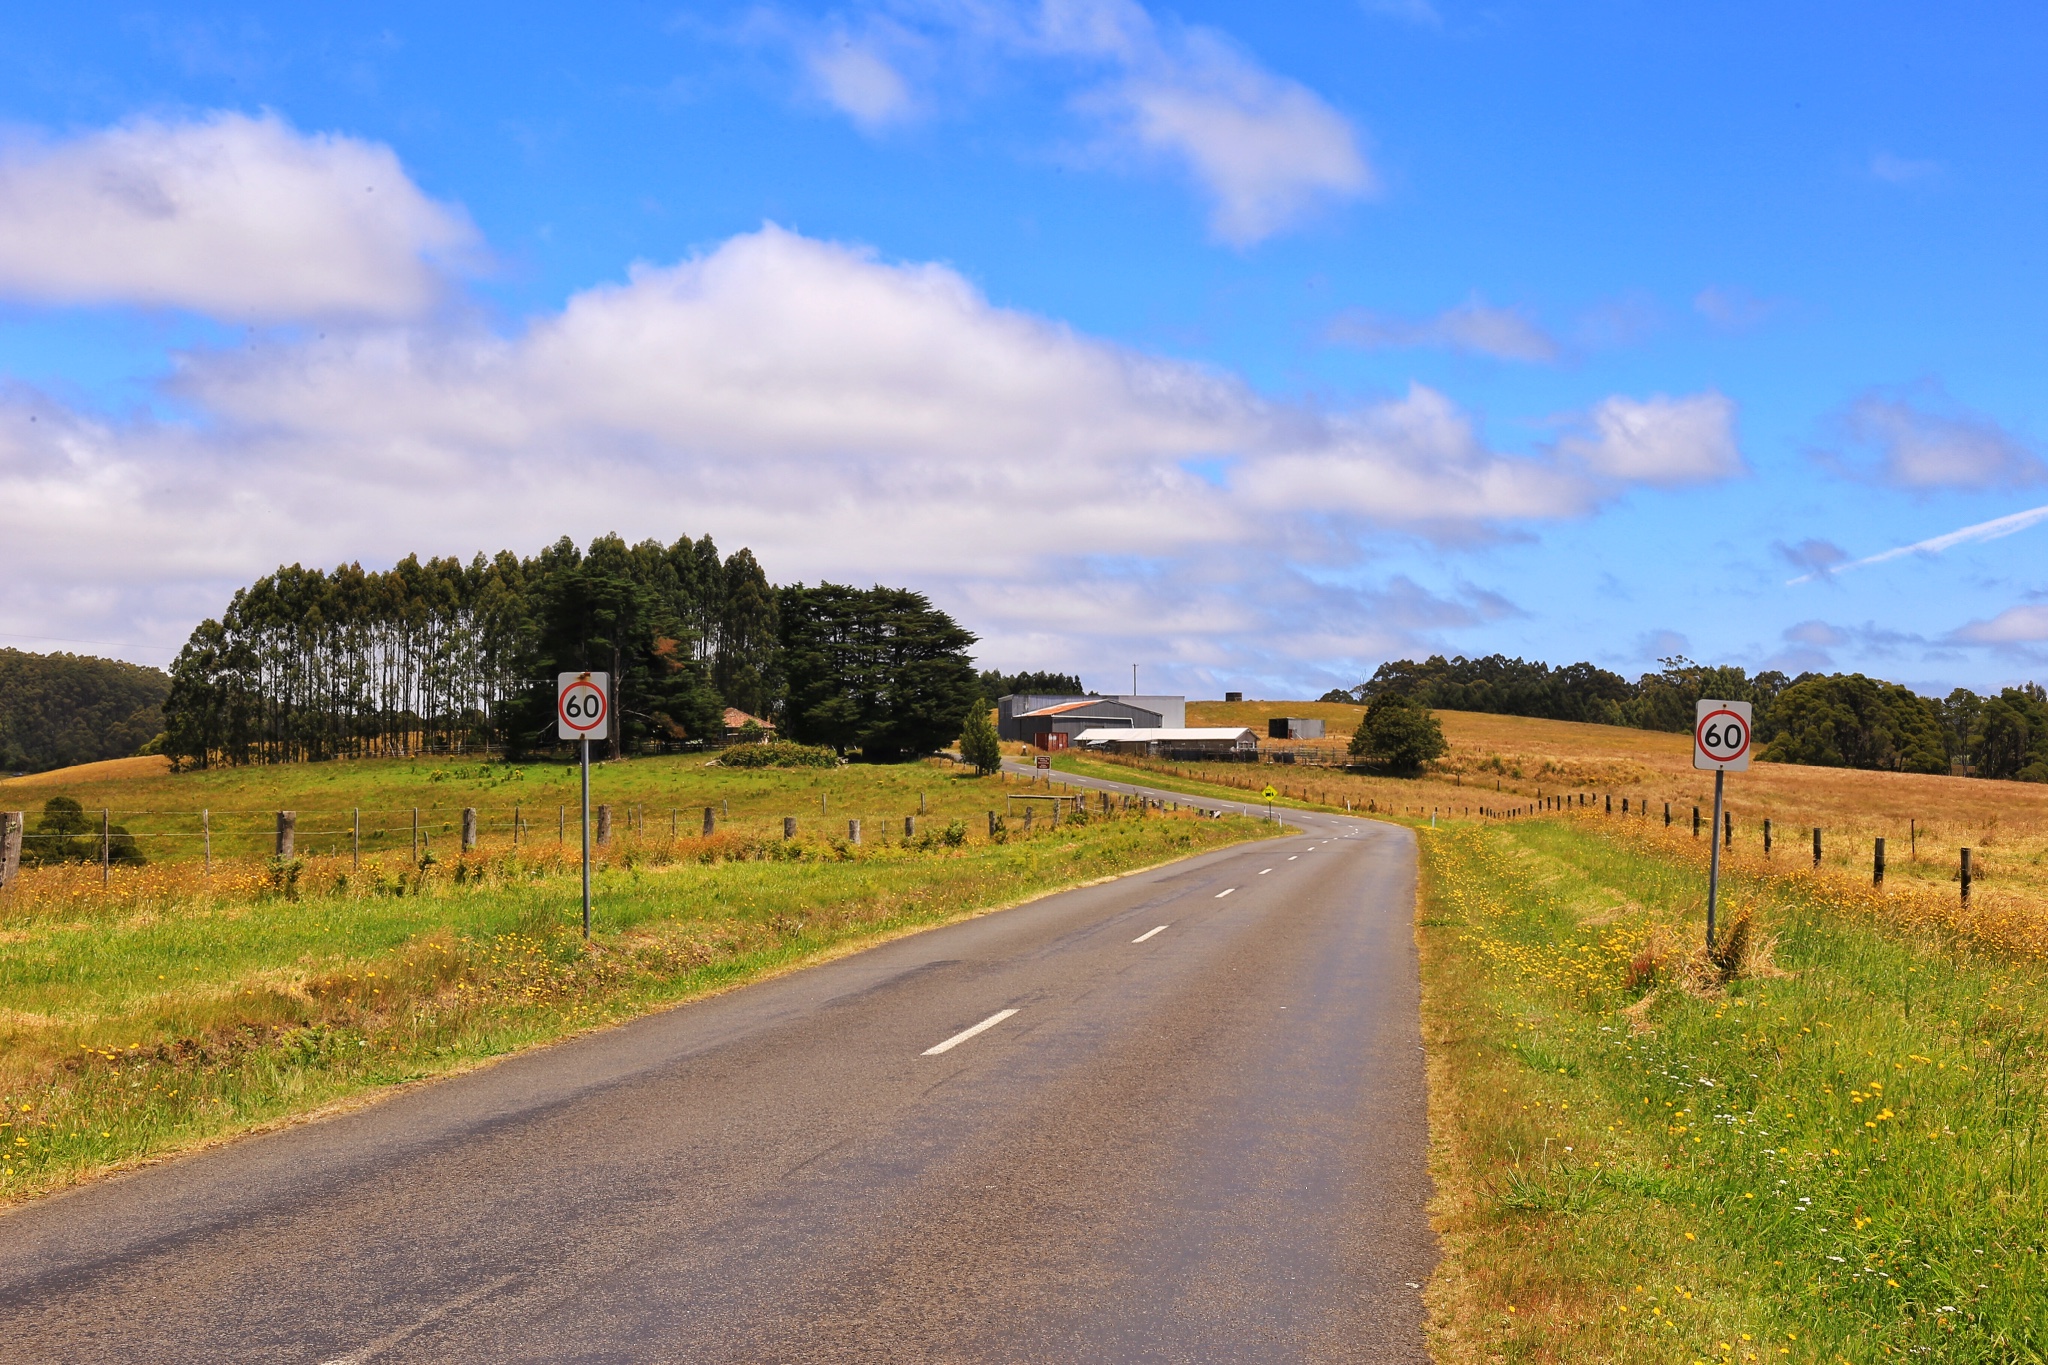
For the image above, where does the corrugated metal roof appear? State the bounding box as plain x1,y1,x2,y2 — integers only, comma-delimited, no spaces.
1071,727,1256,743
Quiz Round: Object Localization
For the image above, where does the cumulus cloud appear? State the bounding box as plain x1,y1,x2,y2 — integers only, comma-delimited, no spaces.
1833,384,2045,490
0,111,479,321
1327,295,1558,362
1560,391,1744,486
0,225,1710,674
1950,605,2048,646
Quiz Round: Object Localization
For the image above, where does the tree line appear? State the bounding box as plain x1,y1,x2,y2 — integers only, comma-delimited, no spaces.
1334,653,2048,781
162,533,981,768
0,649,170,775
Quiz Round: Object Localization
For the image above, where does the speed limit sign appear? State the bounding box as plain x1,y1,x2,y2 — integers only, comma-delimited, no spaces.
558,672,611,741
1693,699,1752,772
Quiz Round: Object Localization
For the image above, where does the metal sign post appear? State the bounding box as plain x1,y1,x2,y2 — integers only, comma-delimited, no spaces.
558,672,611,939
1693,699,1753,947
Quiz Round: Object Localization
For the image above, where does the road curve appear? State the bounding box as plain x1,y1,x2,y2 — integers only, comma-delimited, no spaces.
0,772,1433,1364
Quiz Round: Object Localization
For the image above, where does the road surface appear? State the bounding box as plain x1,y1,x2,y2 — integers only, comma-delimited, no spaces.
0,770,1433,1363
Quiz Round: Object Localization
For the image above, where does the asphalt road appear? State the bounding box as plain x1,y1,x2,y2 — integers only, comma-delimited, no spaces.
0,771,1433,1364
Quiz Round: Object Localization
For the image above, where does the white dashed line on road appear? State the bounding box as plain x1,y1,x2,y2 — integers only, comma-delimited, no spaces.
1259,868,1272,875
1132,925,1168,943
922,1009,1019,1056
1215,887,1236,899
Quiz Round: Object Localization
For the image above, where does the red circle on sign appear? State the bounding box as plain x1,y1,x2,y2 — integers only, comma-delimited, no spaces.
1695,707,1750,762
558,679,608,733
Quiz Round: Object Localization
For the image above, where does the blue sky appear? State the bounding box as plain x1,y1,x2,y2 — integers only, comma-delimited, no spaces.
1,2,2044,697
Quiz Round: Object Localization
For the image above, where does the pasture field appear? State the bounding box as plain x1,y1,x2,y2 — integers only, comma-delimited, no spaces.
1060,714,2048,1362
1066,706,2048,915
0,752,1266,1207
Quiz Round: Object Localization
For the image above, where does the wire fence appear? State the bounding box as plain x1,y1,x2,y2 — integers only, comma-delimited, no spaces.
0,777,1225,889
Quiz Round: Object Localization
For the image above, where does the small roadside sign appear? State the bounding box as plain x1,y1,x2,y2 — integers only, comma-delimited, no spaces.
1034,755,1052,770
1693,699,1753,772
558,673,610,741
1262,785,1277,801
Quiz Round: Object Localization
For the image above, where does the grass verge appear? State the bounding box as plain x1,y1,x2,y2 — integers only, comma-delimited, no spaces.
1419,814,2048,1364
1,772,1267,1210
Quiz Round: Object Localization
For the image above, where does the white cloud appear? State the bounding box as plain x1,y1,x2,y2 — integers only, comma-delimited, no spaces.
1693,285,1776,331
1360,0,1442,26
1950,604,2048,645
0,111,479,321
1785,502,2048,586
803,30,919,131
1560,391,1744,485
1327,295,1558,362
1784,620,1849,648
1836,385,2044,490
754,1,1371,244
0,226,1688,676
1109,28,1373,245
1870,151,1940,185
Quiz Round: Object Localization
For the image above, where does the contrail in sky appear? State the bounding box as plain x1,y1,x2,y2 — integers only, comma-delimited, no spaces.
1788,501,2048,585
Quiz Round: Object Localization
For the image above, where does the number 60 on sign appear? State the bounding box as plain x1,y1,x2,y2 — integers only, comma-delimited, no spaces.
1693,698,1753,772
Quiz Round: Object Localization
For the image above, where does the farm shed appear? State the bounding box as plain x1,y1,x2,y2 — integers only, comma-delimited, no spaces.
1072,727,1259,760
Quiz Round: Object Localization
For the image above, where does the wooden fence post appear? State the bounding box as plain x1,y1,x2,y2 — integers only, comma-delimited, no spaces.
848,819,861,844
1960,847,1972,905
461,808,477,852
1724,812,1732,848
704,806,716,836
276,810,295,858
597,805,612,845
987,811,997,836
784,817,797,840
1874,837,1886,887
1764,818,1772,856
1693,806,1701,837
1813,827,1821,868
0,811,20,890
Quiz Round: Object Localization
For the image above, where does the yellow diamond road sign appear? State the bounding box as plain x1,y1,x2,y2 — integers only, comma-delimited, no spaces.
1262,786,1277,800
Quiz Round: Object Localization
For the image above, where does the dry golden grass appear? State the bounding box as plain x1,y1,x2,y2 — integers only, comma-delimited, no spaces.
1,755,172,790
1156,705,2048,920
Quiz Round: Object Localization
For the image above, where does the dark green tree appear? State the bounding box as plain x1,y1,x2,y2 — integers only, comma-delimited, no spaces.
960,703,1003,775
715,548,781,717
1972,686,2048,782
0,650,170,774
1348,694,1447,774
780,584,979,760
1759,674,1947,774
21,797,144,867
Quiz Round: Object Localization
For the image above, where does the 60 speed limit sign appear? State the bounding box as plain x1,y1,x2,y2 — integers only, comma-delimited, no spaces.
1693,698,1752,772
557,672,611,741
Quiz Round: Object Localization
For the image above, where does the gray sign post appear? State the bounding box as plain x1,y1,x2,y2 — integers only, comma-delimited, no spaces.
1693,699,1753,948
558,672,611,939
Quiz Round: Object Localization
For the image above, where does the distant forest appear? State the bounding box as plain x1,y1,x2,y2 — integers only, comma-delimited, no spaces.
1333,654,2048,782
162,533,982,768
0,649,170,774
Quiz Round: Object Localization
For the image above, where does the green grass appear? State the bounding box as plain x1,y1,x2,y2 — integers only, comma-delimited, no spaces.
0,755,1272,1206
1418,815,2048,1364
